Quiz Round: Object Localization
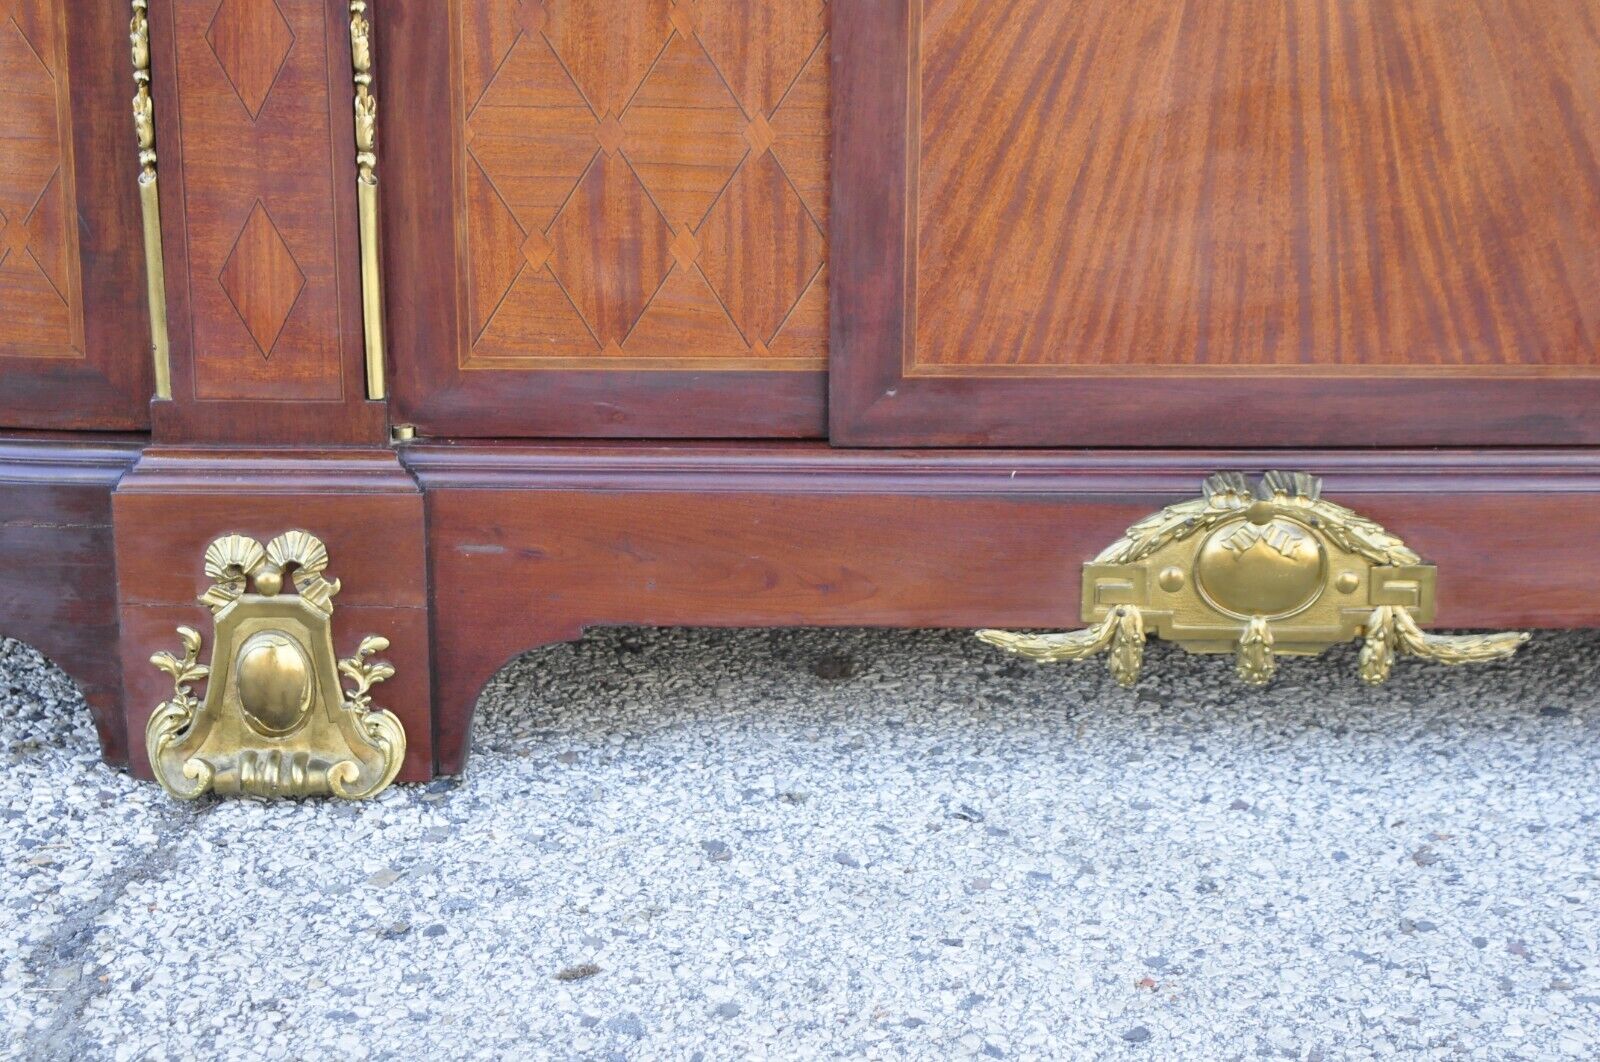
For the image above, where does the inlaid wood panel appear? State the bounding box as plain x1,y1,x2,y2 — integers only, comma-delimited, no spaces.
384,0,828,436
832,0,1600,446
166,0,342,397
0,0,83,362
912,0,1600,376
147,0,383,443
454,0,830,371
0,0,153,429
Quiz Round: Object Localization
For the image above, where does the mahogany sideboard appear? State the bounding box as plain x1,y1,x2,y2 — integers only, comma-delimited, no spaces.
2,0,1597,798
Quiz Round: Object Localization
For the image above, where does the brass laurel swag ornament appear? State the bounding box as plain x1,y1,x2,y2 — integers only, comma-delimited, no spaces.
147,532,406,799
979,472,1528,688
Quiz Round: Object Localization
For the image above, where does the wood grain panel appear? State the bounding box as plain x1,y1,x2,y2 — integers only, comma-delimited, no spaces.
147,0,384,444
409,443,1600,773
831,0,1600,446
0,0,153,429
453,0,829,370
912,0,1600,375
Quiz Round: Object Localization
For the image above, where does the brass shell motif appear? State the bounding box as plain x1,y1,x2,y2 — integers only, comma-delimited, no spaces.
978,472,1529,688
146,531,405,800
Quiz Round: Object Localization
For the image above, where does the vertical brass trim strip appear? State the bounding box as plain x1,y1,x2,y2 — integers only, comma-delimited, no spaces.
350,1,386,400
130,0,171,399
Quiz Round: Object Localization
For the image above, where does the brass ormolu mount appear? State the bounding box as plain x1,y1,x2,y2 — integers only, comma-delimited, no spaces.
147,532,406,800
979,472,1528,688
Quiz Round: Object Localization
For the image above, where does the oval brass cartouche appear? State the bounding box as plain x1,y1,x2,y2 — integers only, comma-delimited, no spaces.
1195,515,1326,620
235,631,312,736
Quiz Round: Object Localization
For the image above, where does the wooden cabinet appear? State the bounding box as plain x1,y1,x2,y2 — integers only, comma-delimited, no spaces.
2,0,1598,785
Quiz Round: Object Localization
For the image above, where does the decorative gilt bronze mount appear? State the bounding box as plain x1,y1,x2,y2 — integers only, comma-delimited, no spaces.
147,532,405,800
979,472,1528,688
129,0,170,399
349,0,386,400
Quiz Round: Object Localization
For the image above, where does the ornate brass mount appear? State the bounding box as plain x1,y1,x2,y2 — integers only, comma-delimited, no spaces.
978,472,1528,688
129,0,170,399
349,1,386,400
147,532,405,800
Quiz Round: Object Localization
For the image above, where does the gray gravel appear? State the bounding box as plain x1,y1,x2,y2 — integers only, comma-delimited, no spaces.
2,625,1598,1060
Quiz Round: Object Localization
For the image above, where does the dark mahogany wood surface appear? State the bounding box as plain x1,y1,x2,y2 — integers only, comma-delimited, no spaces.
0,0,154,430
114,449,432,781
409,442,1600,773
145,0,384,445
832,0,1600,446
8,434,1600,778
0,436,142,765
380,0,828,438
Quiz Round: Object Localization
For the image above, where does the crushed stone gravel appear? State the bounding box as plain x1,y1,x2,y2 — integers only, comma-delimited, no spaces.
2,626,1598,1059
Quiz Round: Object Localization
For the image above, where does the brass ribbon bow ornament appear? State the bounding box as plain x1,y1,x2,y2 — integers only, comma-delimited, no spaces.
979,472,1527,688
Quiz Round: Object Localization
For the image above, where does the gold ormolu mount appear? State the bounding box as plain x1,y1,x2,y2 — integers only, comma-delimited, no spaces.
146,531,406,799
979,472,1529,688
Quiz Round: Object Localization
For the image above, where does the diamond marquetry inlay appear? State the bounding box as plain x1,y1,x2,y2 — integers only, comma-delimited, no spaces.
206,0,296,119
0,0,82,359
594,113,626,156
0,217,30,264
621,32,747,230
548,153,674,346
514,0,547,36
542,0,673,118
219,201,306,359
469,32,596,232
521,229,553,271
457,0,830,368
698,150,824,344
743,113,775,156
694,0,826,117
668,228,700,271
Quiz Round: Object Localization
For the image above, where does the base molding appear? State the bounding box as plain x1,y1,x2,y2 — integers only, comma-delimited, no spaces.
0,436,143,764
406,443,1600,772
5,436,1599,780
112,448,434,782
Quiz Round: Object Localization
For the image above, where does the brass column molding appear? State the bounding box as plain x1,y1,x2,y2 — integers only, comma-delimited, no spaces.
350,0,387,400
130,0,171,399
979,472,1529,687
146,531,406,800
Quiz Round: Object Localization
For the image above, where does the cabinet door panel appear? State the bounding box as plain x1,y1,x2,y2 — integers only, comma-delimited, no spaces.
0,0,152,430
831,0,1600,446
382,0,830,437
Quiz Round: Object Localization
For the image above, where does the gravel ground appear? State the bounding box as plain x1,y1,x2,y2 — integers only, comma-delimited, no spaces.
2,626,1598,1060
